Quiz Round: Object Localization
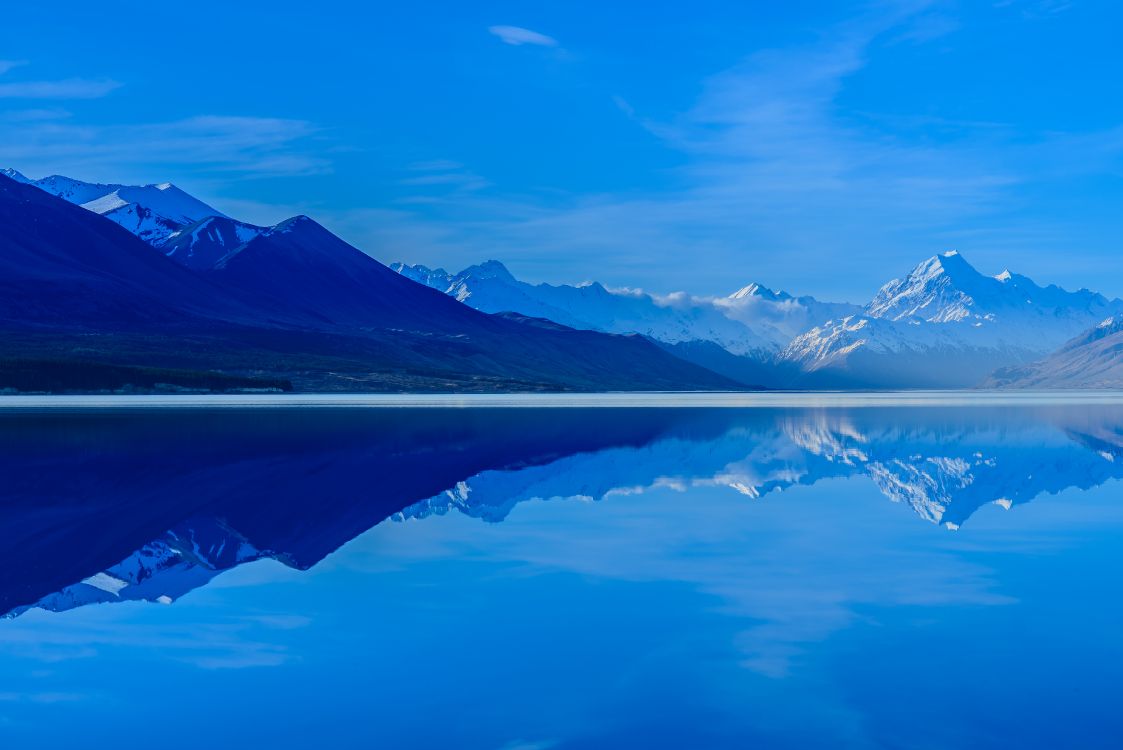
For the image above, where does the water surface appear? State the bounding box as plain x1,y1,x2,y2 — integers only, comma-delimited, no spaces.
2,400,1122,748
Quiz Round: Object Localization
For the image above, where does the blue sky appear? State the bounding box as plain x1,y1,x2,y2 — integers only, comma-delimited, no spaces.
2,0,1122,299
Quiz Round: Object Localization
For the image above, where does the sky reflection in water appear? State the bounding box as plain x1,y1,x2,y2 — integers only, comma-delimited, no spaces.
1,404,1122,748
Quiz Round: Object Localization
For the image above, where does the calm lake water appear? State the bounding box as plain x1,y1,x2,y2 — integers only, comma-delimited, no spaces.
2,399,1123,748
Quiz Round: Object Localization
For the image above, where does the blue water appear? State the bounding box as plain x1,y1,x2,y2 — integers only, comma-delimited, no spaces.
2,402,1122,748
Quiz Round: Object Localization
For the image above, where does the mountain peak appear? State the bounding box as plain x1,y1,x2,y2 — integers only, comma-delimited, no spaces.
868,252,991,322
728,282,791,302
26,173,228,244
270,215,320,234
914,250,975,277
0,167,31,184
463,260,516,282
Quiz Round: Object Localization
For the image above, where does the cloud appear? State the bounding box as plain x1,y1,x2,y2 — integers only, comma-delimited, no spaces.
0,78,121,99
0,60,27,76
488,25,558,47
0,114,329,182
400,162,489,192
0,107,70,122
347,1,1123,300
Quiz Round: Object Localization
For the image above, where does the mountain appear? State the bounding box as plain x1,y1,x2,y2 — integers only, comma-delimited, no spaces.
392,260,859,386
202,217,738,390
985,316,1123,388
780,252,1123,388
0,173,735,393
0,172,246,327
717,282,860,345
393,260,780,355
160,215,264,270
20,172,226,244
0,167,31,184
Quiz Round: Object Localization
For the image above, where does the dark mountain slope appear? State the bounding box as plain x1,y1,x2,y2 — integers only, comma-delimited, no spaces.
201,216,738,390
0,175,735,392
0,175,247,327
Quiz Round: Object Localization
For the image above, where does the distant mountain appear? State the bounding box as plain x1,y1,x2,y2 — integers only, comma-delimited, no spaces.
0,173,735,393
716,281,860,346
393,260,780,355
393,260,857,386
780,252,1123,388
985,316,1123,388
0,167,31,184
15,171,226,244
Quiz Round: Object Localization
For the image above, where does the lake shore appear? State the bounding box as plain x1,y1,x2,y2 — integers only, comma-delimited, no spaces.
3,390,1123,409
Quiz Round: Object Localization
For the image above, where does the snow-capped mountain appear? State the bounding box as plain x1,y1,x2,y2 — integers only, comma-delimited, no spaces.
16,171,227,244
986,316,1123,388
394,260,782,356
0,167,31,184
393,261,857,380
780,252,1123,387
715,282,860,345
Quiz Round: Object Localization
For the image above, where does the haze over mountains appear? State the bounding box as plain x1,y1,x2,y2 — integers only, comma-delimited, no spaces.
3,166,1121,391
395,252,1123,389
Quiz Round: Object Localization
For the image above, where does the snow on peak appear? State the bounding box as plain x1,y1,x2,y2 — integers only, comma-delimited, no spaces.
728,282,792,302
866,252,987,323
27,173,227,244
1,167,31,184
995,269,1012,282
391,259,789,356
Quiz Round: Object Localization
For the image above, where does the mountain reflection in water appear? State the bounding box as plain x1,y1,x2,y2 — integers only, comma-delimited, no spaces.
3,405,1122,618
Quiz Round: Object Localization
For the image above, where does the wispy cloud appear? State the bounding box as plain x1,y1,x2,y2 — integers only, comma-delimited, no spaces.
0,60,27,76
994,0,1074,19
0,78,121,99
0,114,329,182
488,25,558,47
350,2,1123,299
0,107,70,122
399,159,489,192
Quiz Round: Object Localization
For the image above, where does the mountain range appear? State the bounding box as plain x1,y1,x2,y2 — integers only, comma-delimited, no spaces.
984,316,1123,388
396,251,1123,388
0,170,734,393
3,165,1121,390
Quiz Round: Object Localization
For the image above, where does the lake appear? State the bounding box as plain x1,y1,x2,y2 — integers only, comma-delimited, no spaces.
2,396,1122,748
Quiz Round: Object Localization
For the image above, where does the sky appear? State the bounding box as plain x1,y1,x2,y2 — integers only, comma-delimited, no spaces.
2,0,1122,300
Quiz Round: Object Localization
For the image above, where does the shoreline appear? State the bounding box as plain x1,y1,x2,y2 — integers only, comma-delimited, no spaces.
2,390,1123,409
